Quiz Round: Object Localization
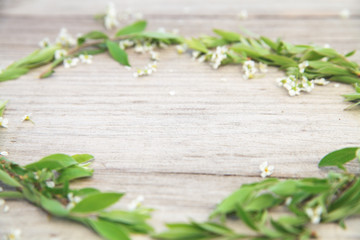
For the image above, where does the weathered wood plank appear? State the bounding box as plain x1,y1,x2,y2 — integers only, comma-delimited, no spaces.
0,0,360,239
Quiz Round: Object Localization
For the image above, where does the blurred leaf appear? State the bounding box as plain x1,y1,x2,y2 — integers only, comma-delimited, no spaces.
89,219,130,240
78,31,108,45
106,40,130,66
318,147,359,170
0,169,21,187
115,20,147,37
72,154,94,163
24,153,78,171
70,192,124,213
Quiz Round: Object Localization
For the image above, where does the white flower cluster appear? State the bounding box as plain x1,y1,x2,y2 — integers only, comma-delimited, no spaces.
190,46,229,69
133,62,158,77
277,75,315,96
104,2,119,30
119,8,143,22
128,195,144,211
0,117,9,128
2,229,22,240
119,39,135,50
66,192,82,210
56,28,76,47
59,54,92,69
209,46,228,69
306,205,324,224
242,60,268,79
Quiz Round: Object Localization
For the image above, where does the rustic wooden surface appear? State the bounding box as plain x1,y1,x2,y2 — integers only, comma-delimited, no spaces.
0,0,360,239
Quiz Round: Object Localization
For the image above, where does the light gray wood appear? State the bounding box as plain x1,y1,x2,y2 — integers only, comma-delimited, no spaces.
0,0,360,239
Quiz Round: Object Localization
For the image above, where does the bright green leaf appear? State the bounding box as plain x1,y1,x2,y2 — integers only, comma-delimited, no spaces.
318,147,359,170
115,20,147,37
70,192,124,213
24,153,78,171
106,40,130,66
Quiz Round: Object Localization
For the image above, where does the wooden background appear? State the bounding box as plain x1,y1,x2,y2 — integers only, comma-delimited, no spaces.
0,0,360,239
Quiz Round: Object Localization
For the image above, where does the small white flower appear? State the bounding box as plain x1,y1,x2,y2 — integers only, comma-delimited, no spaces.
38,38,50,48
54,49,67,60
22,114,33,122
306,205,323,224
0,117,9,128
79,54,93,64
258,62,268,73
197,55,206,63
288,82,301,96
66,193,82,210
105,15,119,30
46,181,55,188
313,78,330,86
56,28,76,47
134,44,145,53
259,161,274,178
119,40,134,49
299,76,314,93
192,51,201,60
334,83,340,88
63,58,79,68
168,91,176,96
285,197,292,206
3,204,10,213
321,57,329,62
339,9,350,19
128,195,144,210
276,77,288,87
298,61,309,73
0,151,8,156
176,44,187,54
4,229,22,240
150,51,160,61
323,44,331,48
237,10,248,20
106,2,117,18
243,60,257,79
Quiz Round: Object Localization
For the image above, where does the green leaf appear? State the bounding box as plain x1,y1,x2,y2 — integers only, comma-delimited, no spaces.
106,40,130,66
211,187,253,217
318,147,359,170
74,187,100,197
56,166,93,183
0,100,8,117
194,222,234,236
99,210,150,225
24,153,78,171
115,20,147,37
270,180,298,196
71,154,94,163
185,38,208,53
154,223,210,240
137,31,181,41
213,29,241,42
260,36,278,51
77,31,108,45
70,192,124,213
345,50,356,57
0,191,24,199
235,205,258,231
245,193,282,211
0,67,29,82
89,219,130,240
0,169,21,187
40,195,69,217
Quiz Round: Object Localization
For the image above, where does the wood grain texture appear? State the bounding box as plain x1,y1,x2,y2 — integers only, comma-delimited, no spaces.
0,0,360,239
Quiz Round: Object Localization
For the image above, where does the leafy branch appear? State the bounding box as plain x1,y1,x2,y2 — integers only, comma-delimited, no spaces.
154,147,360,240
0,154,153,240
